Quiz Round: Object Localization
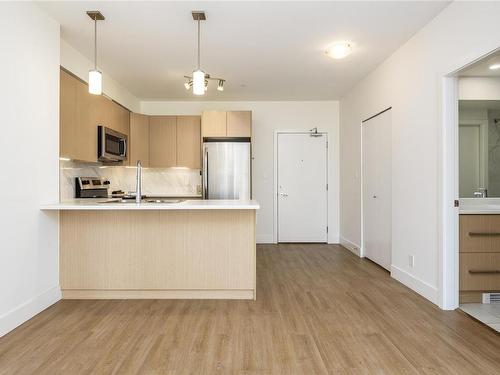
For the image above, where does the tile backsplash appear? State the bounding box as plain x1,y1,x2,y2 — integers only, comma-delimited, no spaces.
60,160,202,201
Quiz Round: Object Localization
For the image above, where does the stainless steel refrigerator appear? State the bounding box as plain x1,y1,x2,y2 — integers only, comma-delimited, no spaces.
203,138,251,199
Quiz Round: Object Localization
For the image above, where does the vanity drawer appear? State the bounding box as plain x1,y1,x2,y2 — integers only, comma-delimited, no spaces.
460,215,500,253
459,253,500,291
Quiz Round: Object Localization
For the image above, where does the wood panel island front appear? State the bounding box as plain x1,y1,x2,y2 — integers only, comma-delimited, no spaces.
42,200,259,300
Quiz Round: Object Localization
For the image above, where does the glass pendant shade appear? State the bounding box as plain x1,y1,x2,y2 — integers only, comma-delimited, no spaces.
88,70,102,95
192,69,205,95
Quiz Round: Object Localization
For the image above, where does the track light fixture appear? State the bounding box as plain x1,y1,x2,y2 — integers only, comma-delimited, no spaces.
183,11,225,95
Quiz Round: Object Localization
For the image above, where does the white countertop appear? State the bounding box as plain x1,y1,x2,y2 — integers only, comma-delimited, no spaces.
459,198,500,214
41,199,260,211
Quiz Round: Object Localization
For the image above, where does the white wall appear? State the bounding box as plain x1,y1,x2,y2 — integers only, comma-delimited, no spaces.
339,1,500,307
459,77,500,100
60,39,140,112
142,101,340,244
0,2,60,336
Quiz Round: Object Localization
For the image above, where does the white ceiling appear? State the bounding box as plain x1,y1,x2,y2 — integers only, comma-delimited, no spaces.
459,50,500,77
39,1,449,101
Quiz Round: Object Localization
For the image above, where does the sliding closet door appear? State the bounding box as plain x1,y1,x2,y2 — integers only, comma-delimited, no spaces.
362,109,392,270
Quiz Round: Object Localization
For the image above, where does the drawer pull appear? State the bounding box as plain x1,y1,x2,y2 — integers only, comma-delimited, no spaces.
469,270,500,274
468,232,500,236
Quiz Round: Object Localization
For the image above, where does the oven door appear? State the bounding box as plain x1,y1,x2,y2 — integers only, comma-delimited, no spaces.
98,126,127,161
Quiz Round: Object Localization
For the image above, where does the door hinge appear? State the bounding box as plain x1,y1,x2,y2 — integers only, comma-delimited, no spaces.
454,199,459,208
326,183,328,191
326,226,329,233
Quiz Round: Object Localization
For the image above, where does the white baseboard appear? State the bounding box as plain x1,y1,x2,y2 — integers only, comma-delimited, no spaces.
391,265,438,305
339,236,361,257
256,234,275,244
0,286,61,337
327,236,339,245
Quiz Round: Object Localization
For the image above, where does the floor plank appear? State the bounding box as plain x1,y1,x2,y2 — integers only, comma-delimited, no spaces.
0,244,499,374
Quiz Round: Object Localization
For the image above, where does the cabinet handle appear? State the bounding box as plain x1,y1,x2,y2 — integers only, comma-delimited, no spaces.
468,270,500,274
468,232,500,236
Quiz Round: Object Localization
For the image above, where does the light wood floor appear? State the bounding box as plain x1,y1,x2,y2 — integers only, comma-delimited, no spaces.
1,244,499,374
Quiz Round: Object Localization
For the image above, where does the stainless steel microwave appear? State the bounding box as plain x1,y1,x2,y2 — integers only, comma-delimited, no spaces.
98,126,127,162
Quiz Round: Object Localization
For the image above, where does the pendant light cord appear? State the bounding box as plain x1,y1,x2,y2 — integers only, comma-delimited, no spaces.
197,19,200,70
94,16,98,70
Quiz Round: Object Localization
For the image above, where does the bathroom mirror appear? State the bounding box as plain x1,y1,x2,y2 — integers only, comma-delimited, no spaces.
459,100,500,197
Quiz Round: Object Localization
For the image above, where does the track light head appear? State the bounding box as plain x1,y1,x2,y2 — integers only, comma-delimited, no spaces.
217,80,224,92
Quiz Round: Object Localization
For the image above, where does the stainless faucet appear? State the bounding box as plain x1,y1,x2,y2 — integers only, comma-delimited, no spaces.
135,160,142,203
473,187,487,198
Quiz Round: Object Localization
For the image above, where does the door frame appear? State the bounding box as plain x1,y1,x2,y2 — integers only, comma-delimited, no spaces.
440,47,500,310
273,130,329,243
360,108,392,261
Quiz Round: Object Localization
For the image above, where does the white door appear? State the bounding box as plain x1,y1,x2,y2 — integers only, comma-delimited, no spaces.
278,133,327,242
458,123,487,198
362,110,392,270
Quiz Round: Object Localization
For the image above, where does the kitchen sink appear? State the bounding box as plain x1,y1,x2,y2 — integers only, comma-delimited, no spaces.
98,198,183,204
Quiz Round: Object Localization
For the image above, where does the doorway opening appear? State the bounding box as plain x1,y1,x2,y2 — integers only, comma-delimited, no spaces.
442,47,500,331
275,131,328,243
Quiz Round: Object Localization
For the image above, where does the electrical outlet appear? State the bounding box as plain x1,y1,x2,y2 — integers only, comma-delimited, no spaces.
409,255,414,268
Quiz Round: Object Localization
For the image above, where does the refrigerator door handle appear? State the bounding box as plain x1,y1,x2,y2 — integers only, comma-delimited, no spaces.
204,150,209,199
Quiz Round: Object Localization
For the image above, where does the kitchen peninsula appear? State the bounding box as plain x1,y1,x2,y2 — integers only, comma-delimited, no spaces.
42,199,259,299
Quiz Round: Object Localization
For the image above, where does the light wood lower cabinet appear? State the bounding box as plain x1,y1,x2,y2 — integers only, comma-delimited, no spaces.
129,113,150,167
149,116,177,168
460,253,500,291
459,214,500,302
60,210,256,299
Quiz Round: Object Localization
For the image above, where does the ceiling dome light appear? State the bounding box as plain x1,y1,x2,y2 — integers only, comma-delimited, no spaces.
489,63,500,70
325,42,352,59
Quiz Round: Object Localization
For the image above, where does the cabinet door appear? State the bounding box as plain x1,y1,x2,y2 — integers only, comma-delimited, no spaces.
60,70,77,159
227,111,252,137
201,111,226,137
150,116,177,167
106,99,130,136
177,116,201,169
75,78,98,162
129,113,150,167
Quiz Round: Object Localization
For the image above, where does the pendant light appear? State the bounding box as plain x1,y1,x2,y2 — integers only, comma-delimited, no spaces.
86,11,105,95
184,11,225,95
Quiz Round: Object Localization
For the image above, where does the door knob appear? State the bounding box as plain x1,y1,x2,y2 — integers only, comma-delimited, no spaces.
373,195,377,198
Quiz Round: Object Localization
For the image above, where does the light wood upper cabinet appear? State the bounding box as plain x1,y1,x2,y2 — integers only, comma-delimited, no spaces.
106,99,130,136
60,68,130,163
177,116,201,169
75,77,97,162
227,111,252,137
60,70,77,159
129,113,150,167
149,116,177,168
202,111,227,137
201,110,252,138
